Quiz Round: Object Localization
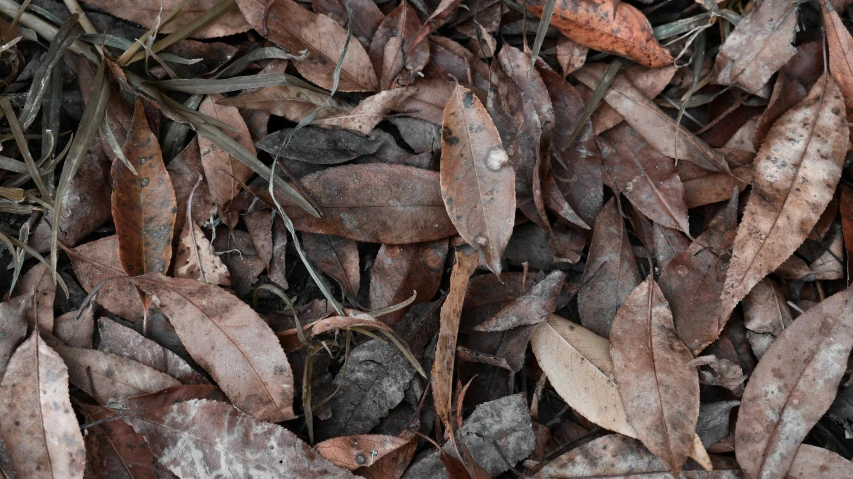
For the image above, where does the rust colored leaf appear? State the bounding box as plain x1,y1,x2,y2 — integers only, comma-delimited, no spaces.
369,239,449,325
112,98,177,277
611,276,699,475
578,198,642,338
64,235,144,323
721,74,849,318
198,94,255,227
525,0,673,68
313,87,415,135
50,340,181,403
174,220,231,287
575,64,730,173
432,251,478,427
236,0,379,91
130,273,296,422
599,123,690,233
80,0,250,38
473,270,565,332
735,286,853,479
271,163,456,244
368,1,428,89
441,85,515,274
822,0,853,135
219,86,349,123
126,399,355,478
659,192,738,354
316,434,411,471
713,0,798,94
0,332,85,479
303,233,361,300
98,318,208,385
787,445,853,479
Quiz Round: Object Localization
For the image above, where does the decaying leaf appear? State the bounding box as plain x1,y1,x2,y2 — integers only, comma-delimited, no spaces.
316,434,411,471
313,87,415,135
174,220,231,287
131,273,296,422
112,98,177,277
721,74,849,318
0,332,86,479
473,270,565,332
822,0,853,137
126,399,355,478
303,233,361,299
0,296,29,382
80,0,251,38
735,286,853,479
441,85,515,274
368,1,428,89
741,278,792,360
787,444,853,478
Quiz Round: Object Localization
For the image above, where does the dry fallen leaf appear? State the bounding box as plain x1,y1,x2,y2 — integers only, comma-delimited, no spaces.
174,220,231,287
368,1,428,89
316,434,412,470
0,332,86,479
786,444,853,478
735,286,853,479
313,88,415,135
80,0,251,38
721,74,849,319
303,232,361,300
441,84,515,274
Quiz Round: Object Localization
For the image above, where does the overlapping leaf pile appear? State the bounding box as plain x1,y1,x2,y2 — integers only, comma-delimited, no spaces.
1,0,853,477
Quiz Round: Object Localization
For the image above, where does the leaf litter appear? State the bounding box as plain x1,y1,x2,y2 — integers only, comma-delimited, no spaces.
3,0,853,477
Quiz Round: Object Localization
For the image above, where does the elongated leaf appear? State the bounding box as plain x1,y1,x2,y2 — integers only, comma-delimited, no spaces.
787,445,853,479
312,0,384,46
303,233,361,299
112,98,177,276
735,286,853,479
316,434,412,471
525,0,673,68
218,85,349,123
611,276,699,475
313,87,414,134
721,74,848,318
0,332,85,479
131,273,295,422
368,1,428,89
821,0,853,138
174,220,231,286
82,0,250,38
441,84,515,274
236,0,378,91
126,399,355,478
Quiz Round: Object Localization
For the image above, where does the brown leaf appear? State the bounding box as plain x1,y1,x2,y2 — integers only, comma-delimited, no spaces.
168,137,216,231
303,233,361,299
271,163,456,243
432,251,478,427
735,286,853,479
741,278,792,360
678,157,753,209
822,0,853,137
131,273,296,422
534,435,739,478
598,123,690,233
112,98,177,277
236,0,379,91
472,270,565,332
659,192,738,354
212,227,267,296
611,276,699,474
441,85,516,274
525,0,673,68
357,436,416,479
556,37,587,77
578,198,642,337
312,0,384,47
316,434,412,471
313,87,415,134
0,332,85,479
198,94,255,227
368,1,428,89
53,306,95,349
174,220,231,287
395,79,456,125
575,64,730,173
98,318,208,385
841,183,853,279
713,0,798,93
585,64,678,136
218,85,349,123
369,239,449,325
653,223,690,271
0,296,29,382
64,235,144,323
425,37,490,92
16,263,55,331
79,0,250,38
787,445,853,479
126,399,355,478
721,74,849,318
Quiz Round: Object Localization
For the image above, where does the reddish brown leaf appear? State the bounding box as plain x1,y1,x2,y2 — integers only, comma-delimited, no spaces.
678,157,753,209
316,434,412,471
841,183,853,279
271,163,456,244
721,74,849,318
578,198,642,337
303,233,361,300
53,305,94,349
653,223,690,271
525,0,673,68
174,220,231,287
236,0,379,91
425,36,490,91
112,98,177,277
313,87,415,134
787,445,853,478
79,0,250,38
64,235,144,323
218,86,349,123
598,123,690,233
125,399,355,478
368,239,449,325
441,84,515,274
472,270,565,332
368,1,428,89
0,332,85,479
395,79,456,125
312,0,384,47
556,37,587,77
735,286,853,479
168,137,216,231
741,278,792,360
130,273,296,422
713,0,798,93
16,263,55,331
611,276,700,475
821,0,853,136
